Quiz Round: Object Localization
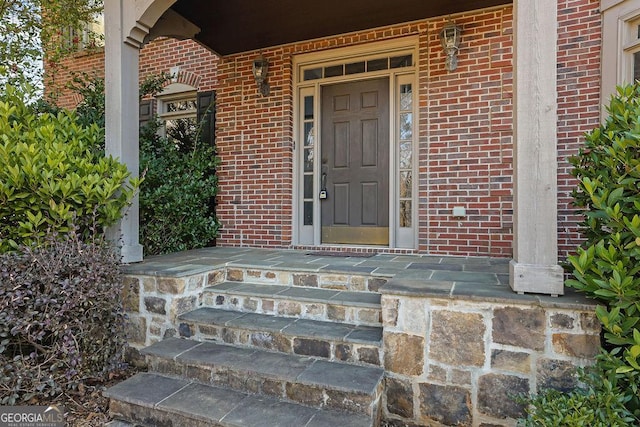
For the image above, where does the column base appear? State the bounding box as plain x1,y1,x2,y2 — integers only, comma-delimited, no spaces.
509,260,564,296
120,243,144,264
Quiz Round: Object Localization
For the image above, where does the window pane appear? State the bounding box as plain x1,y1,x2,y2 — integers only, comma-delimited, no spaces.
390,54,412,68
400,112,412,140
324,65,343,78
304,122,314,147
400,141,412,169
400,84,413,110
304,149,314,172
304,68,322,81
304,174,313,199
304,202,314,225
635,51,640,82
367,58,388,71
304,96,314,120
400,201,412,227
345,61,365,75
166,117,198,148
166,99,196,113
400,171,412,198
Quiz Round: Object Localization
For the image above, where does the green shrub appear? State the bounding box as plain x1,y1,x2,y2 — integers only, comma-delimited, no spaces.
0,231,127,405
519,370,635,427
139,118,220,255
0,84,138,252
60,73,219,255
520,83,640,425
565,83,640,419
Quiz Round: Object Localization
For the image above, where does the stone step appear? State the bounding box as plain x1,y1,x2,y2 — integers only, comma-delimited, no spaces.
140,338,384,418
178,307,383,366
201,281,382,326
106,372,376,427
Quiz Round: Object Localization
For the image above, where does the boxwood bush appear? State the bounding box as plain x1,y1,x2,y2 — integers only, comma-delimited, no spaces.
0,84,138,252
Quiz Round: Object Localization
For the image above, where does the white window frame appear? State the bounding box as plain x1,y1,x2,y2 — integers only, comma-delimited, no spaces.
601,0,640,117
156,83,198,140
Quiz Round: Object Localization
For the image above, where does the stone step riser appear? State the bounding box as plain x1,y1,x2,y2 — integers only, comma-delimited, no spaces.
110,400,221,427
107,373,378,427
180,320,382,366
201,289,382,327
145,354,382,417
221,267,388,294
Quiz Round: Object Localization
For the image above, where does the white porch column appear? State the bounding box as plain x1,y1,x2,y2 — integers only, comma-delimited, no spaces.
510,0,564,295
105,0,144,263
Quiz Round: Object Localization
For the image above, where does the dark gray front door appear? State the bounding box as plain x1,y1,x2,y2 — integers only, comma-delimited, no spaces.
321,78,390,245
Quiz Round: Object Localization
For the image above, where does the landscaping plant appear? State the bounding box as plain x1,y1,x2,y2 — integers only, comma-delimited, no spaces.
61,73,220,255
0,230,127,405
139,116,220,255
519,83,640,425
0,83,138,252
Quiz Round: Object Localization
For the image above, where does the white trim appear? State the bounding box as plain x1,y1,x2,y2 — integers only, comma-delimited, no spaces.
601,0,640,117
294,37,419,82
158,82,197,97
394,73,418,249
155,83,198,139
293,37,418,249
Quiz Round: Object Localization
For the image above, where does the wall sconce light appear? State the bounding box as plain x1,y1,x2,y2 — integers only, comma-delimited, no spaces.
252,54,270,96
440,20,462,71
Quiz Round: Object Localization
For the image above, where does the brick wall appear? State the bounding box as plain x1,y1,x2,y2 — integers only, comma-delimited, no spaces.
49,2,602,260
47,49,106,107
214,48,294,247
213,7,516,256
50,38,219,109
422,9,514,256
556,0,602,256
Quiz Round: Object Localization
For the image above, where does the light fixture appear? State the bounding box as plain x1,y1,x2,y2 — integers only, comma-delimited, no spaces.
252,54,270,96
439,20,462,71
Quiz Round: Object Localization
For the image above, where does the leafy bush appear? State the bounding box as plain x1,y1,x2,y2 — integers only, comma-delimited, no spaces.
139,118,220,255
566,83,640,419
520,83,640,425
0,84,138,252
60,73,220,255
0,231,127,405
519,370,635,427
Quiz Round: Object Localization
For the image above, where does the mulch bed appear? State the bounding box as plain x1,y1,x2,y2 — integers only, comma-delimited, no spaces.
27,366,142,427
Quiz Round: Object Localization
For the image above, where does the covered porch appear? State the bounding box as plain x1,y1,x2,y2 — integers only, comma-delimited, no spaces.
105,0,562,294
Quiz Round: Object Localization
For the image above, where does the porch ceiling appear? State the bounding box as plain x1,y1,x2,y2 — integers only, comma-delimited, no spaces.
170,0,511,56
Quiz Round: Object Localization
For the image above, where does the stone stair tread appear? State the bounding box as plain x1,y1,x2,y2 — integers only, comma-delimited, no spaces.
179,307,383,344
106,372,373,427
141,338,384,394
205,281,381,307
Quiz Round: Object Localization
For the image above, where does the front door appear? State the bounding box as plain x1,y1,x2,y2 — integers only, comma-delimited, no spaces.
321,78,390,245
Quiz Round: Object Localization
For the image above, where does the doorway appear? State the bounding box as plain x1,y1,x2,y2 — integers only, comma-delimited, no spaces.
320,78,390,245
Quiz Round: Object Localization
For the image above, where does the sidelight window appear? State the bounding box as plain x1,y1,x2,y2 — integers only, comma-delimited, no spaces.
398,83,413,228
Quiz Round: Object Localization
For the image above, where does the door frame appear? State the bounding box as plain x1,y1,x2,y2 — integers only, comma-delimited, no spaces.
293,37,418,249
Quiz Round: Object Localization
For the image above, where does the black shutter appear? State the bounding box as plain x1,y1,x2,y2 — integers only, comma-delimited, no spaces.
197,90,216,146
139,99,153,127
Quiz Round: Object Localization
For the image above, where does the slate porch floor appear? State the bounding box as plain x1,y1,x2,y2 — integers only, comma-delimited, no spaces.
123,247,595,309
